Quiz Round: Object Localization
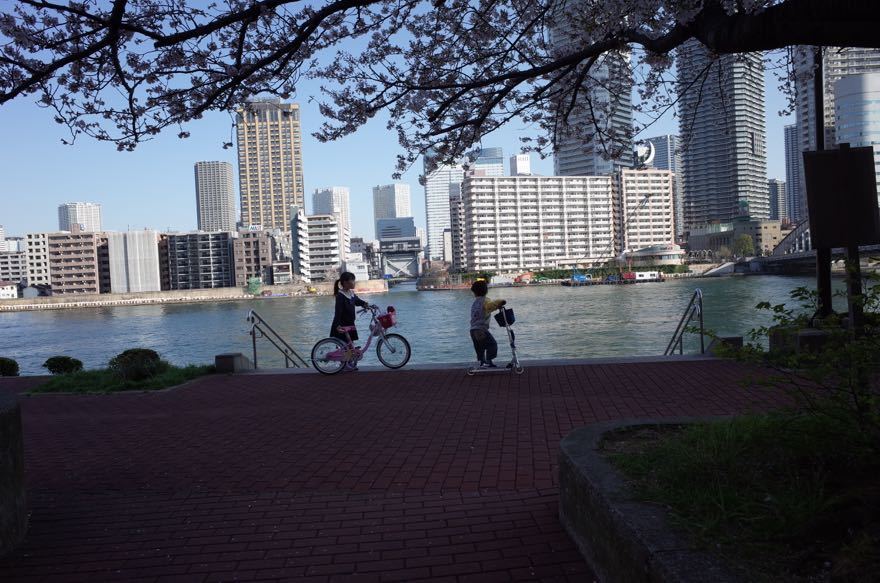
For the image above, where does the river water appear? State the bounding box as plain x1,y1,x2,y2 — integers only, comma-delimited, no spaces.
0,276,846,375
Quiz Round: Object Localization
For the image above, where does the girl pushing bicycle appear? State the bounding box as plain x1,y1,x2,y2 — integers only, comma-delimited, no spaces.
330,272,374,370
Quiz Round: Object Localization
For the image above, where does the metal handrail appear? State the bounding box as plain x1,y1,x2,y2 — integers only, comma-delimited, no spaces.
246,309,309,369
664,289,705,355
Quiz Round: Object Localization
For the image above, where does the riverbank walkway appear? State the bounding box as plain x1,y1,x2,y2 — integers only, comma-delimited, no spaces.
0,359,788,582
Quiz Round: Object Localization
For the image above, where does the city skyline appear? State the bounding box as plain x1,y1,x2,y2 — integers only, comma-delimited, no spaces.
2,67,793,241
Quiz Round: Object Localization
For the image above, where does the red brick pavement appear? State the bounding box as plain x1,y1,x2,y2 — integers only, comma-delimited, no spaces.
0,360,787,582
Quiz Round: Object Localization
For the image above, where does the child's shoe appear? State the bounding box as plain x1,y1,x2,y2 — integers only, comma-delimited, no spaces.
483,361,498,368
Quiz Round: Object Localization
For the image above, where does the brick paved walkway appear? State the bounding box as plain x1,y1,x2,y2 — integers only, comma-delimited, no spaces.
0,360,787,582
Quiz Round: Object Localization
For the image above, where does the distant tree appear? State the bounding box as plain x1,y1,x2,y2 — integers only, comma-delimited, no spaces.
733,234,756,258
1,1,878,171
718,245,733,260
246,277,262,295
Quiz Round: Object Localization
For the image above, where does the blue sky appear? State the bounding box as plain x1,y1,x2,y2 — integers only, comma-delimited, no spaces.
0,69,791,241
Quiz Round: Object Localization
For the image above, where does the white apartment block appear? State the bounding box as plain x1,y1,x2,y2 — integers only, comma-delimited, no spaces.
289,206,312,282
0,282,17,299
313,187,351,255
194,161,237,232
107,231,161,293
26,233,51,287
462,174,615,271
617,169,675,252
306,214,343,281
58,202,102,232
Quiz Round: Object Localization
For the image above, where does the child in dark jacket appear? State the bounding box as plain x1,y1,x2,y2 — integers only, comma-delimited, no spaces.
469,279,505,368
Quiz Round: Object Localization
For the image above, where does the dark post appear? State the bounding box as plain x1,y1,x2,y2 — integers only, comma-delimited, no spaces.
813,47,833,320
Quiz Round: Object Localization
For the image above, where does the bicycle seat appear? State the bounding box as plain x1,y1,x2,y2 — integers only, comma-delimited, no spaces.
337,325,357,333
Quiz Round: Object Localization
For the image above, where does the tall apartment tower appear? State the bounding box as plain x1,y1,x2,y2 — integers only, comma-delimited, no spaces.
373,184,411,226
58,202,102,233
423,152,464,260
313,186,351,253
467,147,504,176
644,135,684,239
768,179,787,221
794,47,880,219
783,124,803,222
510,154,531,176
677,41,768,228
617,169,676,252
194,161,236,232
549,7,633,176
835,73,880,197
235,99,304,230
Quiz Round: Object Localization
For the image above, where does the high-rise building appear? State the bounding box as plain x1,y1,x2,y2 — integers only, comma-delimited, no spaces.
372,183,412,236
467,147,504,176
510,154,531,176
677,42,768,228
423,152,464,260
834,73,880,198
449,184,466,270
617,169,676,252
783,124,803,222
236,99,304,230
194,161,236,232
58,202,102,233
313,187,351,254
549,6,632,176
644,135,684,239
107,231,161,293
768,179,787,221
0,250,26,285
461,174,615,271
794,47,880,219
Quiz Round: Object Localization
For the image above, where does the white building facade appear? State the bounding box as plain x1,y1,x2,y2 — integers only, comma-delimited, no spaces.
107,231,161,293
194,161,237,232
423,154,464,260
644,135,684,239
313,186,351,254
834,73,880,198
58,202,102,233
26,233,51,287
373,184,411,224
462,174,615,271
617,169,675,252
794,47,880,219
306,214,343,281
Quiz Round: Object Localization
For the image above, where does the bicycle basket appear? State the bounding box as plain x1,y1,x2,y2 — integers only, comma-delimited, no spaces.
494,307,515,327
377,312,396,329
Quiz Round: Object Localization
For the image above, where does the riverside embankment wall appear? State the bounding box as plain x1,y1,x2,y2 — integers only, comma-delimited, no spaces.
0,279,388,312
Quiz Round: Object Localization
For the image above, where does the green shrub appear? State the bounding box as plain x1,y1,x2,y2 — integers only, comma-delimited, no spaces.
0,357,20,377
108,348,167,381
42,356,84,375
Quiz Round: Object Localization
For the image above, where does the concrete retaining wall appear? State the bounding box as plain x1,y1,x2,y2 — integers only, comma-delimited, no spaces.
0,394,26,558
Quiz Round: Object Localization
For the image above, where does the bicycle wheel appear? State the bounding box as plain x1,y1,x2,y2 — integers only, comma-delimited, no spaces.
376,333,411,369
311,338,347,375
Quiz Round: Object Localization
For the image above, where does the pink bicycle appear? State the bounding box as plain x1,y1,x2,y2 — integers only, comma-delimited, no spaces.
310,305,411,374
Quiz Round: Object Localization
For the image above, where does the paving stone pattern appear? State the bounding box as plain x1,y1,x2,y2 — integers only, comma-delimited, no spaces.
0,361,787,582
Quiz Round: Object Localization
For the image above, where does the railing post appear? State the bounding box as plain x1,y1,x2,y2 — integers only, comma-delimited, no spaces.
251,327,258,369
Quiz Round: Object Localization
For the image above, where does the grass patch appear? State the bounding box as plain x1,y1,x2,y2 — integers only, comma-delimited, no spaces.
606,414,880,582
30,364,215,394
